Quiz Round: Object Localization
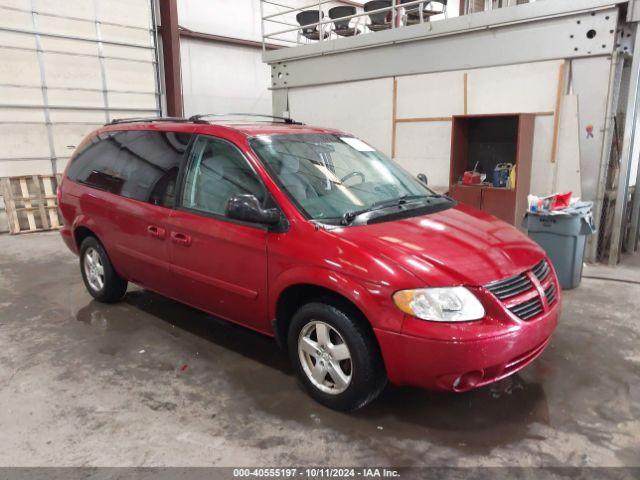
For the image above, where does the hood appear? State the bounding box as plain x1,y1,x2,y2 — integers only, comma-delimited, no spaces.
331,204,544,286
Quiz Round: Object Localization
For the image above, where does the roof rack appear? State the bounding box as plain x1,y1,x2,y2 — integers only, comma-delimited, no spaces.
188,113,304,125
106,116,191,126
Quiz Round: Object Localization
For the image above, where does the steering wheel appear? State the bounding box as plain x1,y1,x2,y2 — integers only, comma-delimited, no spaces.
340,171,366,184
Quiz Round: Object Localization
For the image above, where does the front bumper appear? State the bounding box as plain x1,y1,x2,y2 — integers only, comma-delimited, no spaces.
375,299,560,392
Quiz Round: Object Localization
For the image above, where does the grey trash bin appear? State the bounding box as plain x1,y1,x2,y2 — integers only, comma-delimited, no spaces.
523,202,596,290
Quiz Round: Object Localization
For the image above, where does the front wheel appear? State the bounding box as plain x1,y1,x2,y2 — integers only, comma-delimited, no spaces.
79,237,127,303
288,302,386,411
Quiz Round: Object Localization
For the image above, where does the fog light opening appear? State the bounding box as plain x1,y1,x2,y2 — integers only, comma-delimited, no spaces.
452,370,484,391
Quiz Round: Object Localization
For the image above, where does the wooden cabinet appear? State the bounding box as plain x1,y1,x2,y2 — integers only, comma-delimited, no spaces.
448,114,535,227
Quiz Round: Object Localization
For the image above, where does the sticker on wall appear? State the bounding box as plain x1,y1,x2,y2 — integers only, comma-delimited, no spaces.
586,125,595,139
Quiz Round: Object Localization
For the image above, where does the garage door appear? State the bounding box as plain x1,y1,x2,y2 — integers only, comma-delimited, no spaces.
0,0,161,178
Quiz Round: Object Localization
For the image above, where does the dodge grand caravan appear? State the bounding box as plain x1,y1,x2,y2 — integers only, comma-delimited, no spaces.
58,115,560,411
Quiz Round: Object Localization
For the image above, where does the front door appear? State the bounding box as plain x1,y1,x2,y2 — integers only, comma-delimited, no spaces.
167,135,270,332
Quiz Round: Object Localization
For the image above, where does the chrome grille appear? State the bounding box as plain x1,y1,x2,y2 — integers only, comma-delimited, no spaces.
485,258,556,322
532,259,550,282
508,295,543,320
485,273,533,300
545,282,557,305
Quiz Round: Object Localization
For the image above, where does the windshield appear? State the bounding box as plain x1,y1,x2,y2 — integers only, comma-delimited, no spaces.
250,133,444,224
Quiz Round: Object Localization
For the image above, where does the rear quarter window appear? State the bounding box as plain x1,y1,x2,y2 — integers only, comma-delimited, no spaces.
66,129,192,208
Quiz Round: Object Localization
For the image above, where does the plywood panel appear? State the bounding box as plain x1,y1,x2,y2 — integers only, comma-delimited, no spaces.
467,60,562,114
396,71,465,119
555,94,582,197
571,56,612,202
288,77,393,156
530,115,554,197
394,121,452,189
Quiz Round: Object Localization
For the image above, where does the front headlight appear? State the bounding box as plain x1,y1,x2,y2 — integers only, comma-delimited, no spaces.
392,287,485,322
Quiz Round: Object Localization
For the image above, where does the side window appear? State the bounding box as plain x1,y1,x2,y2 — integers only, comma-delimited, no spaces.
117,130,192,207
67,130,192,207
66,131,121,191
181,136,265,217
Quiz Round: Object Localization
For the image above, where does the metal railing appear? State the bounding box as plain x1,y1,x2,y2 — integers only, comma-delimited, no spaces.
260,0,449,50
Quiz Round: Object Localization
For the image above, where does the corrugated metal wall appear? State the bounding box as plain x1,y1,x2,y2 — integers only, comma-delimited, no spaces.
0,0,161,231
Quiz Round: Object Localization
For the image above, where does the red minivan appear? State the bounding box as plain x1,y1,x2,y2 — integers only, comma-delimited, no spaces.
58,115,560,411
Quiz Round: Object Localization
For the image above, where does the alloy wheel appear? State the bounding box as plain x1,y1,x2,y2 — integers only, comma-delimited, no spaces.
298,320,353,394
83,247,105,292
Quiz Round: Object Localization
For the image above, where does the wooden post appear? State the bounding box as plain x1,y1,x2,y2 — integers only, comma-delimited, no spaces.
550,61,566,163
391,77,398,158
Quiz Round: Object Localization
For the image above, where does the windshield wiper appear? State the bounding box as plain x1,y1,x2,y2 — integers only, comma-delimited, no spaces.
341,194,435,225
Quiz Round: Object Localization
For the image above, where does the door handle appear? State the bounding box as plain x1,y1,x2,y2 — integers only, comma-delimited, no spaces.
171,231,192,246
147,225,166,239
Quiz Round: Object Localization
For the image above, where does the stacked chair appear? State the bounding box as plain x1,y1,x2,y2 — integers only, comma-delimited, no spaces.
328,6,362,37
294,1,448,43
400,0,448,25
296,10,330,42
363,1,393,32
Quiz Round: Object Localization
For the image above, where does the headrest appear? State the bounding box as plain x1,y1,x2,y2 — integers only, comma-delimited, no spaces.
279,154,300,174
201,156,225,180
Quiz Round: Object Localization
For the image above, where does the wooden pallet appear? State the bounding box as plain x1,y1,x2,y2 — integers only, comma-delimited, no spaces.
0,175,63,234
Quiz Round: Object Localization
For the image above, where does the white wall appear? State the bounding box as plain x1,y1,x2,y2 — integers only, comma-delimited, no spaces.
288,60,568,197
180,38,272,116
177,0,272,116
177,0,460,118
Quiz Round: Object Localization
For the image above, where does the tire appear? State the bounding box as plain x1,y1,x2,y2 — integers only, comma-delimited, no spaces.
288,302,387,411
79,236,127,303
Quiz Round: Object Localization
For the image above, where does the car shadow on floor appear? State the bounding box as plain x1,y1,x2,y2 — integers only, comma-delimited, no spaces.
78,288,552,453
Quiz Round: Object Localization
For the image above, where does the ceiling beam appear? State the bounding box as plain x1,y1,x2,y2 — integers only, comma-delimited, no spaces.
178,27,282,50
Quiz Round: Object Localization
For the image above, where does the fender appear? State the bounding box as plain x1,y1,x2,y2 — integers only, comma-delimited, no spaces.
269,265,405,334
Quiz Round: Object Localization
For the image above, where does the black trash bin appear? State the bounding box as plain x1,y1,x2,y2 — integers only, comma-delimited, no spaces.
524,202,596,290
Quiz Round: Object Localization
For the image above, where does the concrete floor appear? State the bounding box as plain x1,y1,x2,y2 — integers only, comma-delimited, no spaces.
0,231,639,468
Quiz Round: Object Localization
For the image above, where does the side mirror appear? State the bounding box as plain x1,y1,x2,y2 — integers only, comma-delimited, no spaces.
417,173,428,186
226,194,282,226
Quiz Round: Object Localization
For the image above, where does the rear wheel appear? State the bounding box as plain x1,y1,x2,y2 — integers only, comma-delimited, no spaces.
288,302,386,411
79,237,127,303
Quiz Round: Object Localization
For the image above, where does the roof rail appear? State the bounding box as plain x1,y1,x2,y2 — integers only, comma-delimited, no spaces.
105,116,190,126
188,113,304,125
